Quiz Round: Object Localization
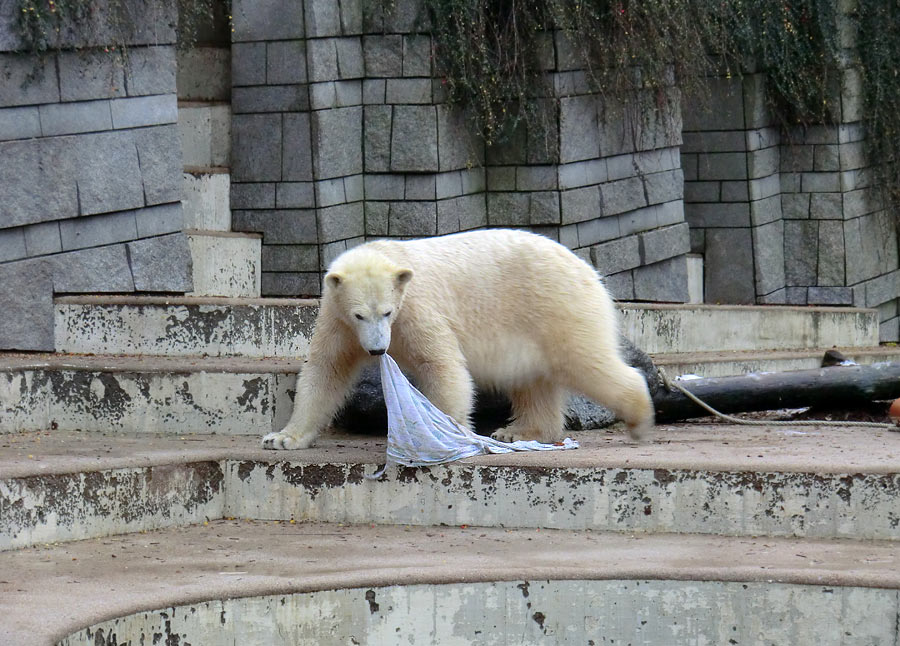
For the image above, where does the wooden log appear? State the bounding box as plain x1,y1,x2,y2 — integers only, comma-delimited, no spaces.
653,362,900,423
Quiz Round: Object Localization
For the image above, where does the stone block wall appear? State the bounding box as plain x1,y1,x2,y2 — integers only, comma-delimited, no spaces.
0,0,191,350
230,0,691,303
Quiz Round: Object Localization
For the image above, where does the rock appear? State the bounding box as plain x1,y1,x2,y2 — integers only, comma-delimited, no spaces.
331,336,660,435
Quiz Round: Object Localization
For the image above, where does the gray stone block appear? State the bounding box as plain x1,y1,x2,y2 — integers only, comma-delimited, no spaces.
807,286,853,305
304,0,341,36
283,113,314,181
801,172,841,193
267,40,307,85
232,209,318,244
784,220,818,286
749,194,782,227
844,211,899,284
808,192,843,220
134,125,182,205
704,228,755,304
618,203,673,236
307,38,338,82
365,201,390,236
319,202,364,242
336,38,365,78
484,126,526,165
840,168,873,192
110,94,177,129
784,286,808,304
752,220,785,296
232,43,267,86
232,86,309,113
601,270,634,300
341,0,364,34
262,244,320,272
405,174,436,200
558,159,607,190
276,182,316,208
125,46,176,96
231,183,276,209
364,174,404,201
863,270,900,308
312,107,362,178
487,167,516,191
757,288,787,304
528,191,560,225
697,152,748,181
684,181,720,203
233,0,304,41
364,36,402,78
262,272,321,297
589,235,641,276
689,228,705,253
39,100,113,137
436,171,463,199
600,177,647,216
385,78,431,104
75,131,145,215
388,201,436,236
382,0,428,32
560,186,602,225
839,141,865,171
682,77,743,131
52,244,135,292
639,223,690,266
437,105,480,172
315,177,346,207
516,166,557,191
128,233,192,292
576,216,619,247
60,211,138,251
633,256,689,303
0,138,78,227
487,192,528,226
391,105,437,172
58,50,126,101
745,127,780,151
681,152,698,182
0,54,59,107
559,96,599,163
681,131,746,153
23,222,61,256
0,106,40,141
683,202,751,228
437,193,485,234
644,168,684,205
0,227,26,261
0,259,53,351
782,193,811,220
135,203,184,237
461,168,485,194
879,316,899,343
403,35,432,77
364,105,392,172
748,174,781,202
813,144,840,172
363,79,386,104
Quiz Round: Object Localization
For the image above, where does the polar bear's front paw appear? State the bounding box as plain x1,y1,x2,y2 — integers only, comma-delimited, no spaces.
491,426,545,443
261,430,313,450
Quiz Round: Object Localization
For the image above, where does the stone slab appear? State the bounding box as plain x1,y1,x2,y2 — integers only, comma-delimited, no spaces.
186,232,261,298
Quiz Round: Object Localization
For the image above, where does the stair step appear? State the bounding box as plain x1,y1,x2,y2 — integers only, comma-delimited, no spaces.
2,519,898,645
621,303,880,353
3,426,899,550
654,346,900,378
54,296,317,358
186,230,262,298
178,101,230,168
182,169,230,232
53,298,884,358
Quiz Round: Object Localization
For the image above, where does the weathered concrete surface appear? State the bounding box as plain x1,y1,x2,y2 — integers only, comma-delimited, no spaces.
61,580,900,646
55,296,317,357
621,303,880,353
1,520,897,646
0,354,303,435
186,231,262,298
182,169,231,231
53,298,883,358
2,425,899,549
654,346,900,378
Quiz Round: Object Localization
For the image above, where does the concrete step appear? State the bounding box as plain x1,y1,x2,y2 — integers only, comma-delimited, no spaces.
53,298,884,359
0,354,301,435
3,425,899,550
3,519,898,646
54,296,317,358
654,346,900,378
620,303,880,353
186,230,262,298
182,168,230,231
178,101,230,168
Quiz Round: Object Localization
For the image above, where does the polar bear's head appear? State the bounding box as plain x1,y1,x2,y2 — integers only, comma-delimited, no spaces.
324,248,413,356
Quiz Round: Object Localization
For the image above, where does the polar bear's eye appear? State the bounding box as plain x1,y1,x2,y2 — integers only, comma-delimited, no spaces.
354,314,365,321
383,311,392,318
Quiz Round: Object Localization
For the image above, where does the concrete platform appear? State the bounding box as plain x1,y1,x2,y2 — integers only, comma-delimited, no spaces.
3,520,898,646
3,425,899,551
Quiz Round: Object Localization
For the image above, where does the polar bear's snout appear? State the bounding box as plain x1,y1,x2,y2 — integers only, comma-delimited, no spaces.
356,316,392,356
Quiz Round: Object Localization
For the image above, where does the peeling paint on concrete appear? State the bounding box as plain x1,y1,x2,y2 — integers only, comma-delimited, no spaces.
0,462,225,551
58,581,900,646
0,370,51,432
225,462,900,540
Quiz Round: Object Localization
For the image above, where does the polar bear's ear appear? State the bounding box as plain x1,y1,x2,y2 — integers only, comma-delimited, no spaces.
395,268,413,287
324,272,344,290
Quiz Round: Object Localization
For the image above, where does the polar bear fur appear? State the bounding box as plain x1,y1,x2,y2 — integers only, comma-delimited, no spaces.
262,229,654,450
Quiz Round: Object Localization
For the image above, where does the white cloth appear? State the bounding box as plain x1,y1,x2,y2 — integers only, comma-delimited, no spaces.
367,354,578,478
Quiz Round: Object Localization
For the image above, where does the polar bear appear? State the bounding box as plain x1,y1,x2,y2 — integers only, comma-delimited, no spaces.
262,229,654,450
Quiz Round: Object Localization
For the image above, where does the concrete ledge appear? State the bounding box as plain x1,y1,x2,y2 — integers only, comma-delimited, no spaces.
2,520,898,646
186,231,262,298
182,170,231,231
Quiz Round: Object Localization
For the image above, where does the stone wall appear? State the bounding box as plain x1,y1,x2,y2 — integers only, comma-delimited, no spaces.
0,0,191,351
230,0,691,303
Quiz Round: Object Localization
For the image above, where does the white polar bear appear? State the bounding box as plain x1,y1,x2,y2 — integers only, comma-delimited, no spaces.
262,229,654,450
